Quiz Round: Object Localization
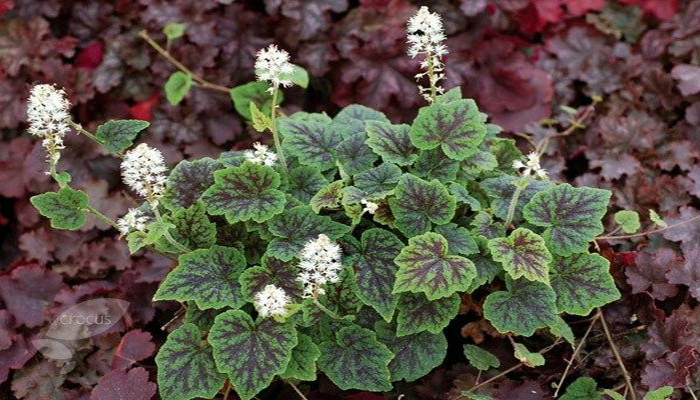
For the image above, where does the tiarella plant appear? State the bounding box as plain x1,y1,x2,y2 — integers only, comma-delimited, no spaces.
27,7,687,400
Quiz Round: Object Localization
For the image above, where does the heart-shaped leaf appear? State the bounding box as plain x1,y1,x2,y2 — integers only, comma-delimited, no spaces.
409,98,487,160
396,293,460,337
163,201,216,251
549,253,620,315
318,325,393,391
280,333,320,381
411,149,460,183
523,183,612,256
513,342,545,367
354,162,403,197
209,310,297,400
286,165,329,203
449,183,482,211
154,246,247,310
30,187,88,230
462,149,498,175
164,158,223,209
366,121,417,166
463,344,500,371
310,180,344,213
488,228,552,284
266,206,349,261
348,228,404,321
375,320,447,382
483,278,558,336
280,116,342,170
480,176,554,222
239,255,304,302
155,323,226,400
560,377,601,400
333,104,390,139
165,71,192,105
95,119,149,154
434,223,478,256
229,82,282,120
337,133,378,175
389,174,456,237
201,162,286,224
185,303,219,332
394,232,476,300
614,210,641,234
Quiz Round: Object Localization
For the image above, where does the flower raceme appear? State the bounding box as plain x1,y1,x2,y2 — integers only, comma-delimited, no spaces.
244,142,278,166
26,84,72,168
513,152,548,179
116,208,150,236
407,6,447,101
254,284,291,318
297,234,343,298
120,143,168,205
254,44,294,91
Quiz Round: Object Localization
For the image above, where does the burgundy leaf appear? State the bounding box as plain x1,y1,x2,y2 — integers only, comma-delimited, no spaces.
90,367,156,400
112,329,156,370
641,346,697,389
625,248,680,301
0,264,65,328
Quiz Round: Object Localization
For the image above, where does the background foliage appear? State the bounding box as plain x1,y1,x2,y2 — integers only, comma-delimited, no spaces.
0,0,699,398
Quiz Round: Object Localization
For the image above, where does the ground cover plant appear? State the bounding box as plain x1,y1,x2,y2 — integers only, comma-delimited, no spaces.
1,1,700,399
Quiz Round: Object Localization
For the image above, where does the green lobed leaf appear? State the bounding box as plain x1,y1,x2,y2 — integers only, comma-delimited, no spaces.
548,315,576,345
281,64,309,88
461,149,498,175
163,23,186,40
201,162,286,224
145,220,175,246
434,223,479,256
488,228,552,284
365,121,417,166
319,266,364,316
480,176,554,222
549,253,620,315
126,231,148,254
164,158,223,209
389,174,456,237
94,119,149,154
280,333,320,381
396,293,460,337
333,104,390,139
310,180,344,213
409,98,487,161
349,228,404,321
280,116,342,171
490,138,523,171
318,325,393,391
229,82,282,121
165,71,192,105
209,310,297,400
560,377,601,400
164,201,216,251
155,323,226,400
30,187,88,230
286,165,329,204
523,183,612,256
239,255,304,302
468,254,502,292
54,171,72,187
154,246,247,310
643,387,674,400
185,303,219,332
394,232,476,300
450,183,482,211
411,148,460,183
375,320,447,382
266,206,349,261
354,162,403,197
603,390,625,400
614,210,641,234
512,342,545,367
463,344,500,371
483,278,558,336
649,209,667,228
471,211,505,241
336,133,379,175
250,102,272,132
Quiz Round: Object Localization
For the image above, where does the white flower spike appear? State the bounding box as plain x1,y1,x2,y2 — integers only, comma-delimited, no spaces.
297,234,343,298
116,208,150,236
407,6,447,101
513,152,548,179
121,143,168,204
361,198,379,215
27,84,72,169
244,142,278,166
254,284,291,318
254,44,294,92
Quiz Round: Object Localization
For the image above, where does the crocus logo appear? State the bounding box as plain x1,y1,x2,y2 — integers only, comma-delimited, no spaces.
31,298,130,360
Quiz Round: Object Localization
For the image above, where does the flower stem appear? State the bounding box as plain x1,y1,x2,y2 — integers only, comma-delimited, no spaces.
269,86,289,175
153,206,189,253
312,298,341,320
504,178,529,228
70,121,124,158
427,52,437,102
597,214,700,240
85,206,119,230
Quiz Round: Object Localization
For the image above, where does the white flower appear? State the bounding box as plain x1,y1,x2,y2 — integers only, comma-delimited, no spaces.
244,142,278,166
407,6,448,101
254,284,291,318
361,198,378,214
121,143,168,204
254,44,294,91
513,152,548,179
297,234,343,298
116,208,150,236
26,84,72,167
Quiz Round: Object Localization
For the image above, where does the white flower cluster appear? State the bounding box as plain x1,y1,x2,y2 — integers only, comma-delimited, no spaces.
244,142,278,166
254,44,294,92
513,152,548,179
407,6,448,101
26,84,72,167
254,284,291,318
361,198,378,215
297,234,343,298
116,208,150,236
121,143,168,204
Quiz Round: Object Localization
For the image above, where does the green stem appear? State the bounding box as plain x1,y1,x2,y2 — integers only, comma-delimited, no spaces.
313,298,341,320
85,206,119,229
70,121,124,158
427,52,437,102
153,206,189,253
269,86,289,175
504,178,529,228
